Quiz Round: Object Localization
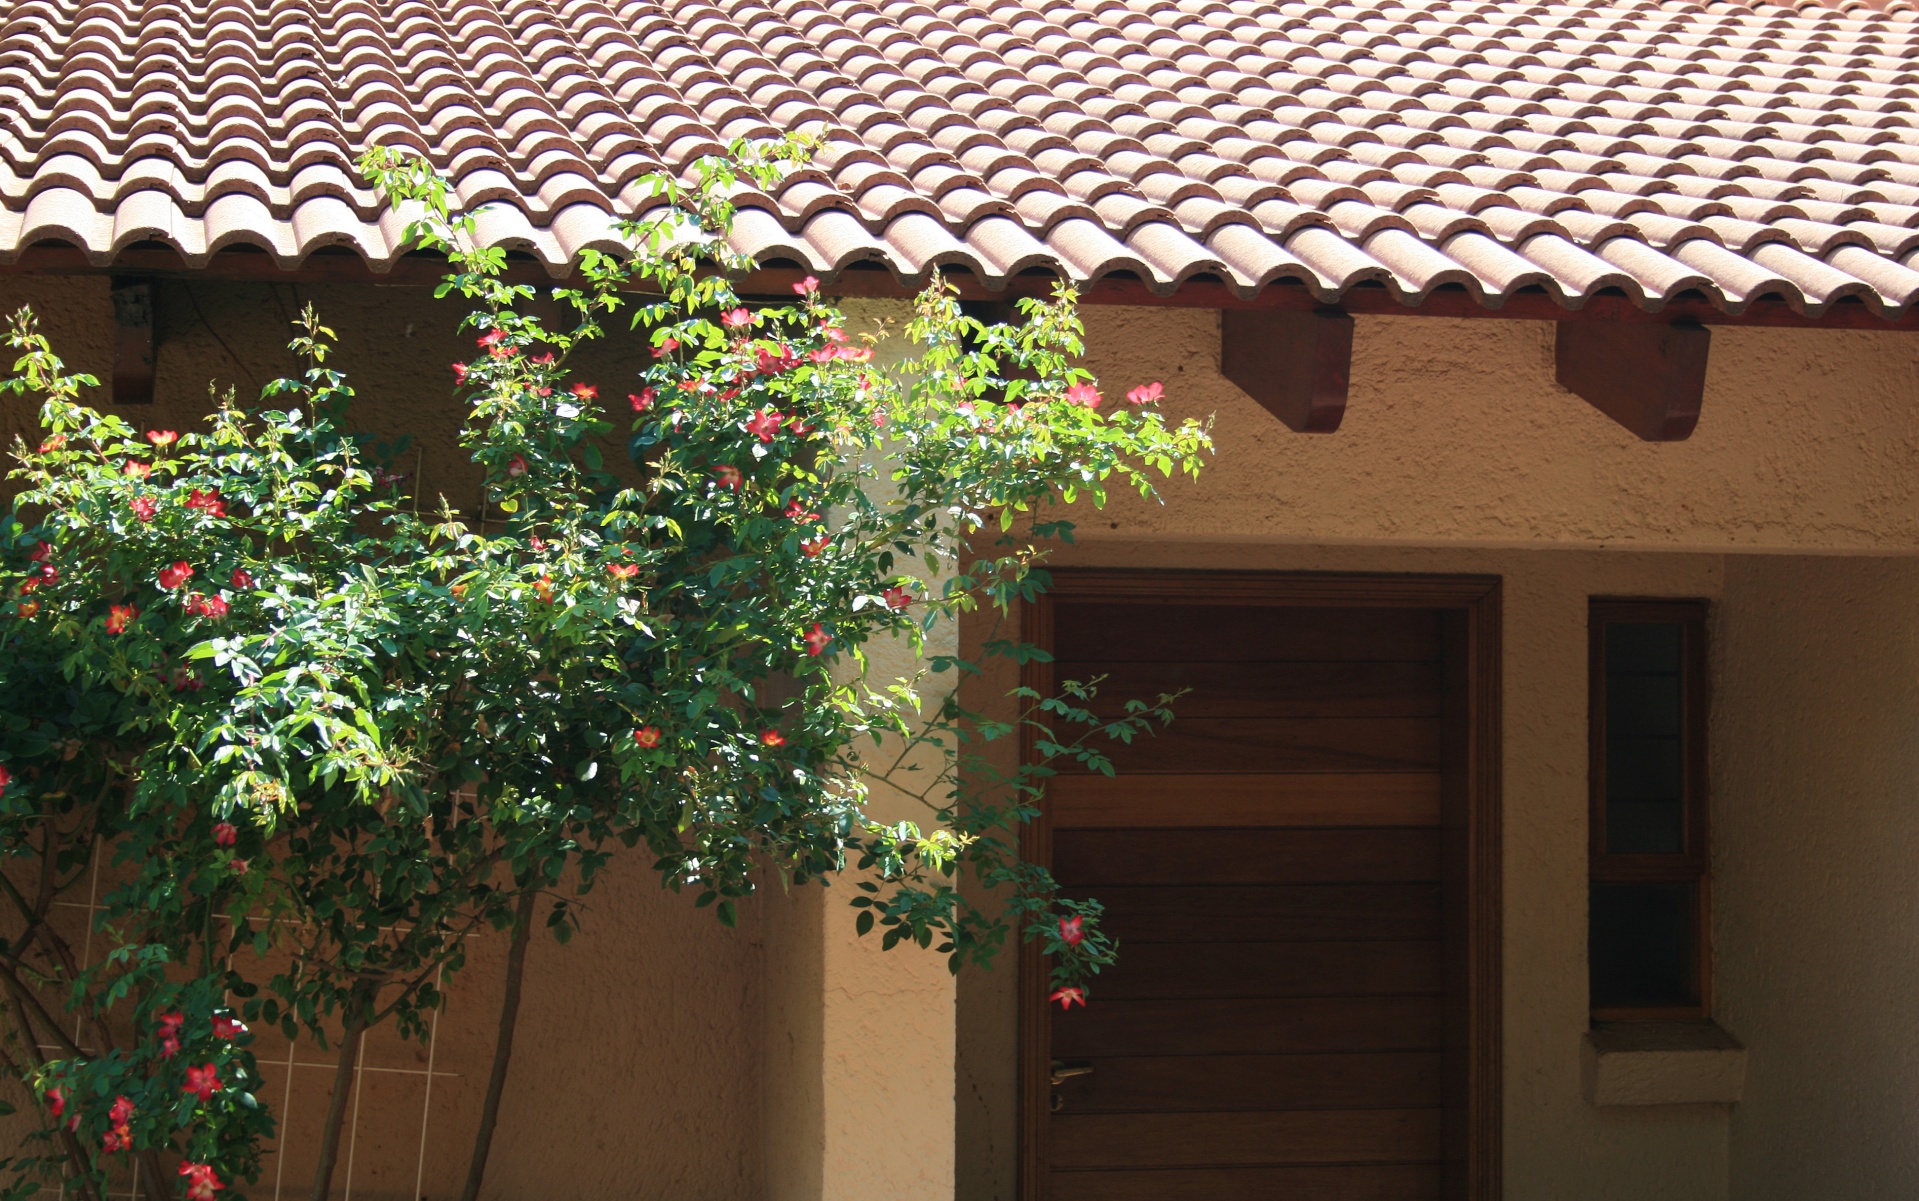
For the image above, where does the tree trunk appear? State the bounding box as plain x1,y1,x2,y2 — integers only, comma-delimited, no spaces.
459,889,537,1201
2,988,103,1201
308,982,376,1201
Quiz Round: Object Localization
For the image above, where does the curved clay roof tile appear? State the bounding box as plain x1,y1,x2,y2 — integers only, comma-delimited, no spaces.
0,0,1912,315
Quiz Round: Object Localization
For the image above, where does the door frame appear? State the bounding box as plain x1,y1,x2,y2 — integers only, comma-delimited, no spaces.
1017,569,1503,1200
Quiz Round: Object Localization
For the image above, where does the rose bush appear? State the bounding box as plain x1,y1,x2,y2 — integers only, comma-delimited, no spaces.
0,138,1210,1200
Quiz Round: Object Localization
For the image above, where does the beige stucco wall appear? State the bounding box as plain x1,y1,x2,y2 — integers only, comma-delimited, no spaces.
1081,304,1919,554
1716,555,1919,1201
5,272,1919,1200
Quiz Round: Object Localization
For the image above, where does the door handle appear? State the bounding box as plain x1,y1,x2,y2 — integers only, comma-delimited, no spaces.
1049,1059,1094,1086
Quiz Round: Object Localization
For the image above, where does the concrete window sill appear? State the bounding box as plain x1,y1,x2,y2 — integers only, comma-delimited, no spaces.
1582,1021,1747,1107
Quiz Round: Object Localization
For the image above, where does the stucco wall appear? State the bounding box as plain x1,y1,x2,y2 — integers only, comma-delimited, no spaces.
1717,555,1919,1201
6,273,1919,1201
1079,305,1919,552
953,305,1919,1201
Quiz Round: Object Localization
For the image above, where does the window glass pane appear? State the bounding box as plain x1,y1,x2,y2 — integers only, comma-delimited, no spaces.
1607,675,1681,738
1590,883,1695,1009
1606,738,1683,853
1603,622,1687,855
1606,623,1681,676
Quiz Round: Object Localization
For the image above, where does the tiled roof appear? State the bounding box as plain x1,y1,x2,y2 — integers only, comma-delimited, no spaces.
7,0,1919,316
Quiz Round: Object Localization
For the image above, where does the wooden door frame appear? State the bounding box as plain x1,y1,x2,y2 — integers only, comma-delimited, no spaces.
1016,569,1503,1200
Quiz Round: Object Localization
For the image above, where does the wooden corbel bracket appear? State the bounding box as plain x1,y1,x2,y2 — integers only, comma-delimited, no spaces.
1555,319,1710,442
1220,308,1354,432
110,277,156,405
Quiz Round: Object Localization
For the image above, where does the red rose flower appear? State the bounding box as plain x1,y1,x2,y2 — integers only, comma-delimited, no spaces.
883,585,914,610
109,1095,135,1127
1058,915,1084,947
45,1087,64,1116
1049,986,1087,1010
793,275,819,295
720,308,753,328
807,346,838,364
212,1015,245,1040
571,383,597,401
452,362,469,384
185,489,227,517
0,764,10,796
230,568,255,589
1064,382,1102,408
1126,381,1164,406
15,600,37,619
103,1126,130,1153
37,434,66,453
477,329,505,349
784,500,821,523
746,409,784,442
840,346,874,363
629,388,656,412
822,327,847,344
158,561,194,590
130,496,158,522
803,623,831,656
633,726,662,749
124,460,151,479
178,1162,223,1200
105,604,139,634
146,430,177,447
607,562,640,580
29,542,51,563
713,465,744,491
213,822,237,848
506,455,528,477
756,345,800,376
184,593,230,619
230,858,249,876
652,336,680,358
533,575,555,603
760,729,786,747
800,535,829,557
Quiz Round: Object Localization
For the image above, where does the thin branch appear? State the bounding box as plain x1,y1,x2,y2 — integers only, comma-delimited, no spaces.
0,958,85,1059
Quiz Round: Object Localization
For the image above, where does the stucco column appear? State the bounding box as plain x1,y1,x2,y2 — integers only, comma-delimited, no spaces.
762,297,958,1201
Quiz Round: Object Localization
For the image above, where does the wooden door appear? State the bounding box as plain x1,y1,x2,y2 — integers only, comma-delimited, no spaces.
1021,574,1499,1201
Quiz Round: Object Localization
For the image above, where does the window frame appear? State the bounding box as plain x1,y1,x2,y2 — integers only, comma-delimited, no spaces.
1588,598,1711,1022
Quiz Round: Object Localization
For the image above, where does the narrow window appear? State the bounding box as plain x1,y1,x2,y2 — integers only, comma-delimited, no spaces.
1589,600,1709,1020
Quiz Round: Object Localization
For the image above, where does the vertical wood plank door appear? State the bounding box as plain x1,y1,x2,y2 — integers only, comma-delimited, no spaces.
1021,575,1500,1201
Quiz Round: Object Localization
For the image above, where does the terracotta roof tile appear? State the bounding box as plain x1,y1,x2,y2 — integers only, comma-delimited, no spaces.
5,0,1919,315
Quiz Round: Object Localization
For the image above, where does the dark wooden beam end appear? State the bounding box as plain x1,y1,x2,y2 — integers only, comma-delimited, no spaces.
1220,308,1354,432
1554,320,1710,441
110,278,156,405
